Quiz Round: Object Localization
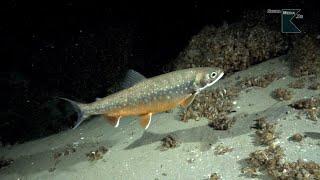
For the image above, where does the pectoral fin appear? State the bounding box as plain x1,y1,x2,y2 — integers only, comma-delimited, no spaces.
140,113,152,129
103,115,121,128
180,93,197,108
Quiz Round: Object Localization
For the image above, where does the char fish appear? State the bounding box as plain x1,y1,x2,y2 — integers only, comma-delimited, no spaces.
62,67,224,129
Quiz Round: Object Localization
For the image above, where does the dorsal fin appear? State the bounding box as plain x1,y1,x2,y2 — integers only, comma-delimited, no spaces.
121,69,146,89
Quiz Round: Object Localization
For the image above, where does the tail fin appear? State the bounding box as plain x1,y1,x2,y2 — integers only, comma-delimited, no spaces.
59,98,89,129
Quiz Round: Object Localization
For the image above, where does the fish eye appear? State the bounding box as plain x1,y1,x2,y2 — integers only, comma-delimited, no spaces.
210,72,217,78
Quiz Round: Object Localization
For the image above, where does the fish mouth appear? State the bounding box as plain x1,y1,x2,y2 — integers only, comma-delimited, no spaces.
196,72,224,93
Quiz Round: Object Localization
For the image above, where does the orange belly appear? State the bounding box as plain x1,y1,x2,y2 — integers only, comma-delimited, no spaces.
105,95,187,117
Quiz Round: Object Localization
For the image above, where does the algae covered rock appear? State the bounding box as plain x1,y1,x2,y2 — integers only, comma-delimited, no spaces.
288,35,320,77
173,22,288,74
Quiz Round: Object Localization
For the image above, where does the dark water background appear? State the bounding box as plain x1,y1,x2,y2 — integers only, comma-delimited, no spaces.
2,1,318,144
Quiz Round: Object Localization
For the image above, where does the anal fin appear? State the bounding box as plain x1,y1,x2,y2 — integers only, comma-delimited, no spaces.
103,115,121,128
180,93,197,108
140,113,152,129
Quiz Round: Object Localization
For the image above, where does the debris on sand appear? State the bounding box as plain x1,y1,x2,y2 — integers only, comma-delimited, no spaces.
253,117,277,146
209,173,221,180
290,98,320,110
245,146,320,179
49,144,77,172
288,35,320,77
52,144,76,161
288,78,305,89
245,144,284,176
213,144,234,155
53,151,62,161
48,167,56,173
172,22,288,75
272,88,293,101
160,135,179,151
308,82,320,90
183,73,282,129
305,108,320,121
183,86,239,130
0,157,13,169
290,97,320,121
86,146,109,161
289,133,304,142
239,73,283,88
63,144,76,156
208,113,236,130
243,114,320,179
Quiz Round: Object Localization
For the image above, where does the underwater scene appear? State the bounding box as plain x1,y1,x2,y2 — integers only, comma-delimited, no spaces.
2,1,320,180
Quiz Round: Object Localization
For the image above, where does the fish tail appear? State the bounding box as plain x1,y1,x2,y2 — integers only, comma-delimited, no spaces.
59,97,89,129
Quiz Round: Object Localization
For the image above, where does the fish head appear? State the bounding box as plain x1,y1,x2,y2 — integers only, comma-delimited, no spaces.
194,67,224,93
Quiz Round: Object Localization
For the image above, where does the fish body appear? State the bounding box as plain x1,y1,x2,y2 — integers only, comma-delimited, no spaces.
63,67,224,129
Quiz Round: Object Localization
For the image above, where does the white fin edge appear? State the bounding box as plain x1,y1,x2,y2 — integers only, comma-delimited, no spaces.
114,117,121,128
145,113,152,129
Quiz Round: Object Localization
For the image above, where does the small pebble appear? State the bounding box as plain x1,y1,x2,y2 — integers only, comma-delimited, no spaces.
290,133,304,142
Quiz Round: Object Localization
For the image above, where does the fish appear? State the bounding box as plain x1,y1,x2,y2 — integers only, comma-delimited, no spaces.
61,67,224,129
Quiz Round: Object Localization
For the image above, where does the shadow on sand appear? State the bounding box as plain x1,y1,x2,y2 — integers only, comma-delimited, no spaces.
125,104,291,151
0,104,291,178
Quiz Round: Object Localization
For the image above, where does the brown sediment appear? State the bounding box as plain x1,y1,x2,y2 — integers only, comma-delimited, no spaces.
290,98,320,110
245,144,284,175
86,146,108,161
288,35,320,77
290,98,320,121
172,21,288,75
308,82,320,90
160,135,178,151
244,143,320,179
48,167,56,173
209,173,221,180
182,86,240,130
53,152,62,161
239,73,283,88
288,79,305,89
289,133,304,142
171,14,286,132
305,108,319,121
50,144,77,172
213,144,234,155
253,117,277,146
52,144,76,161
208,113,236,130
272,88,293,101
63,144,76,156
243,113,320,179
